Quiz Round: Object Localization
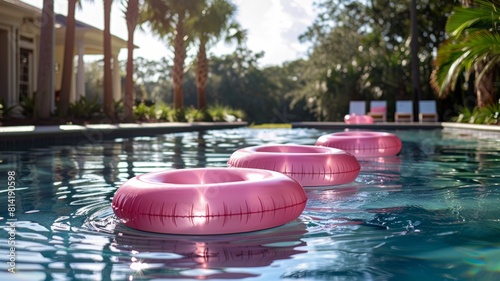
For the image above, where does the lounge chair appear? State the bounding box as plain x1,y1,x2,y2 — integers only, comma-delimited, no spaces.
395,100,413,122
368,101,387,122
349,101,366,115
419,100,438,122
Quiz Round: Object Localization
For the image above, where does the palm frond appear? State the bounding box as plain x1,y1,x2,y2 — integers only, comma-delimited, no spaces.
432,1,500,99
446,0,500,37
432,40,471,97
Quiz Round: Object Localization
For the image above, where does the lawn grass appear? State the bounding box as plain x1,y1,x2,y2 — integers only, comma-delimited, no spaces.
249,123,292,129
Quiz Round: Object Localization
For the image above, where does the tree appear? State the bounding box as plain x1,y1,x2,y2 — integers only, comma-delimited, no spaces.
431,0,500,108
170,0,204,112
59,0,95,117
141,0,205,115
124,0,140,122
296,0,455,121
410,0,422,121
103,0,114,118
58,0,78,117
208,47,279,123
35,0,55,119
129,57,173,102
192,0,243,110
263,60,316,122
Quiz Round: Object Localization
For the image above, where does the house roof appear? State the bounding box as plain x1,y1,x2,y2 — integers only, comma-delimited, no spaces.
55,13,96,29
1,0,40,14
0,0,43,21
54,13,132,55
54,16,130,54
1,0,133,55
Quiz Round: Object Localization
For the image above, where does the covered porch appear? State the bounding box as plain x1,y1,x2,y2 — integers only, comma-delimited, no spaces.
54,14,128,104
0,0,129,113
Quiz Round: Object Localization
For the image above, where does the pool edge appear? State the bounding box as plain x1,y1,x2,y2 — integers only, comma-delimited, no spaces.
292,121,500,133
0,121,248,147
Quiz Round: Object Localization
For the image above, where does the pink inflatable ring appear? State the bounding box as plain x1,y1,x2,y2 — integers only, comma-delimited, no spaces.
315,131,402,157
344,114,374,124
227,144,360,186
112,168,306,235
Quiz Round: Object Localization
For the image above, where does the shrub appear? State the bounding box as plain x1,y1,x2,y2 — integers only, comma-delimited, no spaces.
478,102,500,125
20,96,36,118
68,96,103,119
208,104,246,122
185,107,212,122
226,108,246,121
155,103,175,121
114,100,124,119
131,103,245,123
453,100,500,125
133,103,155,121
451,106,474,123
170,108,187,122
133,102,172,122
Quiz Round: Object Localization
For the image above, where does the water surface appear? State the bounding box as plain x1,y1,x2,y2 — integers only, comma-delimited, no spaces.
0,128,499,280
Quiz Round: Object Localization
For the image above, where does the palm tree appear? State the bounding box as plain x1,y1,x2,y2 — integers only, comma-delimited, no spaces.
124,0,140,122
59,0,94,117
141,0,205,114
103,0,114,118
192,0,244,110
410,0,422,121
35,0,55,119
58,0,77,117
431,0,500,108
170,0,204,112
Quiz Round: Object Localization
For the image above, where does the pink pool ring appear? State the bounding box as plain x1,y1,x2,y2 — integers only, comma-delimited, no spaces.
227,144,360,186
112,167,307,235
315,131,402,157
344,114,374,124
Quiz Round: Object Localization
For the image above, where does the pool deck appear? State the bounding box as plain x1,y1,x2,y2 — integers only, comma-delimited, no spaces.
0,121,248,147
292,121,500,137
1,121,499,148
291,121,442,130
291,121,500,133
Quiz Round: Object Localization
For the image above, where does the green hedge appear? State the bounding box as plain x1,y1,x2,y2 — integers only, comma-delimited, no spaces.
452,101,500,125
132,103,245,123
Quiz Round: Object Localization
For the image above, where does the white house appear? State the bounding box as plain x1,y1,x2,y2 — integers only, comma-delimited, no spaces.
0,0,128,111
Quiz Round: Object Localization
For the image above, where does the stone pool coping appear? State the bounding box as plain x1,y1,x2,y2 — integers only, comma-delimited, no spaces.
0,121,248,147
291,121,500,134
291,121,442,130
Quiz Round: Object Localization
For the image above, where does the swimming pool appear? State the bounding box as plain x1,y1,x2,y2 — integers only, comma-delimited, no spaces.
1,127,499,280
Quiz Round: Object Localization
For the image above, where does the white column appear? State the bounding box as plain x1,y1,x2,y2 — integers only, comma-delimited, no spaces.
8,27,15,107
49,18,55,113
76,44,85,100
112,54,121,101
69,59,76,103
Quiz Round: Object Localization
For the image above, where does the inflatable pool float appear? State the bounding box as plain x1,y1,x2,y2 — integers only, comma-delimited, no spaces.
315,131,402,157
227,144,360,186
344,114,374,124
112,167,306,235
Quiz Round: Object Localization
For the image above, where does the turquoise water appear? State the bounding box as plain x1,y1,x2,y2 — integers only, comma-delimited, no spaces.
0,128,499,280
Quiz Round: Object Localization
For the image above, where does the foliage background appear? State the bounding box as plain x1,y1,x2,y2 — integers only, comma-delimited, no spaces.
80,0,486,124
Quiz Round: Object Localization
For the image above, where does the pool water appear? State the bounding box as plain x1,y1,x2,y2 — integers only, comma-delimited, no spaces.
1,128,499,280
